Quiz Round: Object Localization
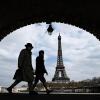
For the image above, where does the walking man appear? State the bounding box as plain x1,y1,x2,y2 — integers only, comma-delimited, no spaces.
33,50,52,94
7,43,35,94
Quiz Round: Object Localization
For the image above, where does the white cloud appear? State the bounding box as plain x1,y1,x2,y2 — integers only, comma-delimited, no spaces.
0,22,100,86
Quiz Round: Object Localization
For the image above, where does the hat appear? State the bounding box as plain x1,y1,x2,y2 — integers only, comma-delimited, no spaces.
25,43,33,48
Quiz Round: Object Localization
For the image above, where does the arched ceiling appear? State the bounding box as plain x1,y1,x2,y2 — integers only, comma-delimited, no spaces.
0,0,100,41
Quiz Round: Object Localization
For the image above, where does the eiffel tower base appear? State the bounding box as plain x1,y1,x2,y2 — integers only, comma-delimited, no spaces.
52,68,70,83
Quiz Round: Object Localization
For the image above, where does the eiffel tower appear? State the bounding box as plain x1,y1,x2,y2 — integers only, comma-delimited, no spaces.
52,33,70,83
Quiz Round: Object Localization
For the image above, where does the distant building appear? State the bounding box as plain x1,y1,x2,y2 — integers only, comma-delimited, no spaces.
0,86,7,93
13,86,28,93
82,79,91,82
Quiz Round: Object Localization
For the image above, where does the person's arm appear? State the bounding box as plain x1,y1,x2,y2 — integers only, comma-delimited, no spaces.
45,68,48,75
43,63,48,75
45,70,48,75
30,52,35,73
41,58,48,75
18,50,24,69
31,65,35,74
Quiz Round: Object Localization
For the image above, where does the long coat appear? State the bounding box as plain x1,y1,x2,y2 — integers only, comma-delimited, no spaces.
35,55,47,75
13,49,34,82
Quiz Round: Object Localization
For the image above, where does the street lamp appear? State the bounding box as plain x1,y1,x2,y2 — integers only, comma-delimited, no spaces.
47,23,54,34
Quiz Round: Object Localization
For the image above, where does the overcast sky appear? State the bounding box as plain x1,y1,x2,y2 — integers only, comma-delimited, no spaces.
0,22,100,87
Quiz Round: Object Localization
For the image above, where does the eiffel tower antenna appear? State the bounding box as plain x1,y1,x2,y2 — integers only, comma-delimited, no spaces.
52,33,70,83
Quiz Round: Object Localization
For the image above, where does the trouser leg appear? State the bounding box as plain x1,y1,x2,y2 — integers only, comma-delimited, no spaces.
28,81,33,92
40,77,52,94
8,80,21,89
40,76,48,91
32,76,39,90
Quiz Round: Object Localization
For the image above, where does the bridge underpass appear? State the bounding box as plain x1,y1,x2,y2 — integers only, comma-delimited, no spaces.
0,1,100,41
0,1,100,99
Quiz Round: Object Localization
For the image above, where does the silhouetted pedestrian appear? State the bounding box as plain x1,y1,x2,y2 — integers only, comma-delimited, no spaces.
7,43,35,94
33,50,52,94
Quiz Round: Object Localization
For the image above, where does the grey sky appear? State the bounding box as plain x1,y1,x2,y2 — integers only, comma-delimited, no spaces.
0,22,100,87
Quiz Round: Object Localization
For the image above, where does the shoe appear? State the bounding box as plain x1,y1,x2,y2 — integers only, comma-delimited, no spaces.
29,91,38,95
6,87,12,93
46,89,53,94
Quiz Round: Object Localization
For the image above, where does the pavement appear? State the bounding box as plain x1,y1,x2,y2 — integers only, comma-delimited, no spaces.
0,92,100,100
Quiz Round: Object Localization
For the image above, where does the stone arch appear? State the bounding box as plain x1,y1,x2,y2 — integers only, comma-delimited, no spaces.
0,1,100,41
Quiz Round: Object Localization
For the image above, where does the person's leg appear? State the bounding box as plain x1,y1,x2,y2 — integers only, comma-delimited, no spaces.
32,76,39,90
7,80,21,93
28,81,33,92
40,75,53,94
28,76,39,94
40,75,48,91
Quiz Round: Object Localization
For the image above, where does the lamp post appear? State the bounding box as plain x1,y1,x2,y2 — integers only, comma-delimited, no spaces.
47,23,54,35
